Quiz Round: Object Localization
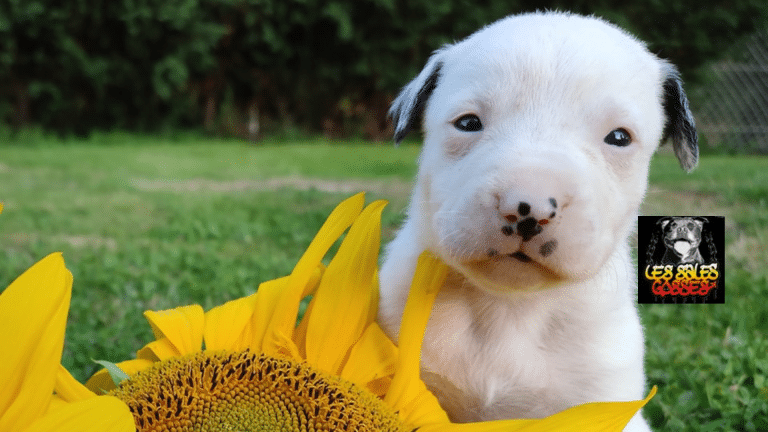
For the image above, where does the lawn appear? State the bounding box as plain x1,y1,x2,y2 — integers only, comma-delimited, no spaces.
1,135,766,431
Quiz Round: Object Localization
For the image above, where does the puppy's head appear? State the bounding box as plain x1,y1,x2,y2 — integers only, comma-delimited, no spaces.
391,12,698,292
659,217,706,258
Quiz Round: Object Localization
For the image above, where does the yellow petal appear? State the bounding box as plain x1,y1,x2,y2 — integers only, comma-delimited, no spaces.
288,192,364,293
340,324,398,395
292,291,315,359
248,264,324,354
288,265,326,359
85,359,154,394
143,304,204,355
0,253,72,431
259,193,364,356
248,277,289,352
54,365,95,402
21,396,134,432
418,387,658,432
397,383,452,427
137,338,179,361
46,397,68,414
365,270,380,332
270,330,303,360
366,375,392,398
299,263,326,298
203,293,258,351
385,251,451,425
304,200,387,375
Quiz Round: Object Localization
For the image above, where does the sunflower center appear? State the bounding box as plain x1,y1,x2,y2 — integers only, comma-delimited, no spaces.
110,350,408,432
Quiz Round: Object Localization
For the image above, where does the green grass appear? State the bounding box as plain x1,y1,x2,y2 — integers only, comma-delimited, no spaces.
0,137,419,383
641,150,768,431
1,137,766,431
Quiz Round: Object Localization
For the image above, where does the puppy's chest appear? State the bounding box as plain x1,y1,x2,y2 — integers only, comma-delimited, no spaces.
421,289,595,421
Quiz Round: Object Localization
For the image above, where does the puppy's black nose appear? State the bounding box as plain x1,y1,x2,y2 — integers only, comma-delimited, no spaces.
516,217,542,241
499,198,558,241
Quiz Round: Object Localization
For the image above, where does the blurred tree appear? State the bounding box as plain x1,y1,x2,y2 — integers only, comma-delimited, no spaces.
0,0,765,137
0,0,226,135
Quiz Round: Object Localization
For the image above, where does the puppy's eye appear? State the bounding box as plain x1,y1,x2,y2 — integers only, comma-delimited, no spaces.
604,128,632,147
454,114,483,132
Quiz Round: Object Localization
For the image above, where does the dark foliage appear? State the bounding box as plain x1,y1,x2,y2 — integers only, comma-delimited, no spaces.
1,0,766,138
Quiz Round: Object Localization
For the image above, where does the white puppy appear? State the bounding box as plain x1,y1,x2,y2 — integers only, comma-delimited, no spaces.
378,12,697,431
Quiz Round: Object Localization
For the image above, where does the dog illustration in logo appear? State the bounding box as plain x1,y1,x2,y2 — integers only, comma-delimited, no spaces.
658,217,707,264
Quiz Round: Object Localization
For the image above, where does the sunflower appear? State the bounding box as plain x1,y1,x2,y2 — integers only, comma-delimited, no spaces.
78,192,655,431
0,252,134,432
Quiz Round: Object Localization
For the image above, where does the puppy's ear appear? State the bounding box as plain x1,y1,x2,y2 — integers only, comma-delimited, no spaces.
390,53,444,145
661,65,699,172
657,217,673,231
693,216,708,226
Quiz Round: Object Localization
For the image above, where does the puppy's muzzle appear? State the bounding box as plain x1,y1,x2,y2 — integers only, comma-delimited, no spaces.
488,193,561,263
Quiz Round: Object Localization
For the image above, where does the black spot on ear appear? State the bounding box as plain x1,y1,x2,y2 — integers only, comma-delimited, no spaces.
661,65,699,172
391,61,443,145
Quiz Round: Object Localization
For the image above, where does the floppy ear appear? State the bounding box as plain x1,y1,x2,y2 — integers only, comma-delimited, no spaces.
661,65,698,172
657,217,673,231
693,216,709,225
390,53,444,145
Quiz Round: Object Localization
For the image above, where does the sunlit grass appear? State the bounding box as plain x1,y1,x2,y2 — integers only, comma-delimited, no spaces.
1,135,765,431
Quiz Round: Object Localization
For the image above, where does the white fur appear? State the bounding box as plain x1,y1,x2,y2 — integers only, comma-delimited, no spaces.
377,12,695,431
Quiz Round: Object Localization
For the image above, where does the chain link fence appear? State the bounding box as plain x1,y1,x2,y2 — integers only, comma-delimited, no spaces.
694,30,768,154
